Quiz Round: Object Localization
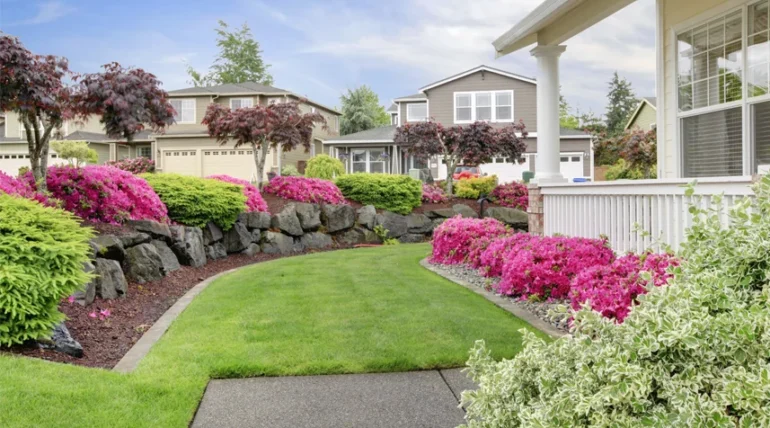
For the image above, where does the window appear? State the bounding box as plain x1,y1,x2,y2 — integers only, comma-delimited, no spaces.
682,107,743,177
230,98,254,110
139,147,152,158
170,99,196,123
351,149,367,173
407,103,428,122
454,91,514,123
350,148,389,173
754,101,770,169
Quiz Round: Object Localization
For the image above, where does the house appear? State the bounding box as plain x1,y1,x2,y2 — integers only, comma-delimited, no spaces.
491,0,761,253
0,82,341,179
324,65,593,183
625,97,658,131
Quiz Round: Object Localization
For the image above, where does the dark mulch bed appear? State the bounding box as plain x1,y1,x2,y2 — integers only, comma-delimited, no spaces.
83,221,136,237
3,249,344,369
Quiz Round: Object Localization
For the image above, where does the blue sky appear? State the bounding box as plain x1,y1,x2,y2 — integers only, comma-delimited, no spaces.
0,0,656,120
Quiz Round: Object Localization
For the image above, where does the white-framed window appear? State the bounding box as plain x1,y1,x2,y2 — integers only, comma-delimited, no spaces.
139,147,152,158
349,148,389,173
454,90,514,123
406,103,428,122
170,99,196,124
230,98,254,110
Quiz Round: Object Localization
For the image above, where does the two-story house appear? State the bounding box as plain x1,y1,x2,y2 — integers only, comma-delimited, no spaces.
0,82,341,180
324,65,593,183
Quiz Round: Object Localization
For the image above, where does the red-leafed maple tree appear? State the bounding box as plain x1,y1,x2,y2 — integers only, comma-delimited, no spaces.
394,120,527,196
202,101,326,188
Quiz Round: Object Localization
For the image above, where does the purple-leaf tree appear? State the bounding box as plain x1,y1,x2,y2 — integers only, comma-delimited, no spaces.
619,129,657,179
202,100,326,188
0,34,71,188
71,62,175,144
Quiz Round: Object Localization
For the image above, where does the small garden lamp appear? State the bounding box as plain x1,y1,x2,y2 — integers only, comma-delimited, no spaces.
478,194,490,218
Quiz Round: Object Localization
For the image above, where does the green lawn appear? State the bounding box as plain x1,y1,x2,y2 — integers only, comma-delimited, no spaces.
0,244,546,427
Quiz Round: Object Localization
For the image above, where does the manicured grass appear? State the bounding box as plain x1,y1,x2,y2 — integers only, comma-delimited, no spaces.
0,244,547,427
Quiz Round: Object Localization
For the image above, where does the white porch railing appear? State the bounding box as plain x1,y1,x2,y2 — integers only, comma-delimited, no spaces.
539,177,755,253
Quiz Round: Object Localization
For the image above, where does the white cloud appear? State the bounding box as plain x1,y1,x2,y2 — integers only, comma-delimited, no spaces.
18,1,74,25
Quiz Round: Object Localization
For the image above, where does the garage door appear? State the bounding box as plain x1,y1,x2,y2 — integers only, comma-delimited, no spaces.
481,156,531,183
202,148,255,181
162,150,198,177
560,153,585,179
0,153,65,176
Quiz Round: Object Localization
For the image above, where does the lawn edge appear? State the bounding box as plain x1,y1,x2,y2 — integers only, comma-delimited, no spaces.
419,258,568,339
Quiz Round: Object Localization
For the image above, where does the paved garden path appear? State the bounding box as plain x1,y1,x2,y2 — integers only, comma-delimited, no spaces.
192,368,475,428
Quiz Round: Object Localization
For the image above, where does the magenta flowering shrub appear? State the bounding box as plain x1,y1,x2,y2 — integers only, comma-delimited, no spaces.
490,182,529,210
422,184,448,204
207,175,268,213
431,216,509,265
105,157,156,174
570,253,679,322
37,165,168,224
0,171,51,205
497,236,614,299
262,176,347,205
478,234,536,278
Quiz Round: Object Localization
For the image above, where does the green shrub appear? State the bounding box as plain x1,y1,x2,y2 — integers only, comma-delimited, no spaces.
460,176,770,426
281,164,301,177
335,173,421,214
605,158,658,181
305,154,345,180
0,194,93,346
455,176,498,199
141,173,246,229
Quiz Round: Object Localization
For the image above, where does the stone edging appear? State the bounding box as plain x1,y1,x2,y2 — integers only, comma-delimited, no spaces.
419,258,567,339
113,268,240,373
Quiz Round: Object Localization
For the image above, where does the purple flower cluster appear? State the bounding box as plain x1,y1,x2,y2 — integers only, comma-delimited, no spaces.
422,184,448,204
207,175,268,213
105,157,156,174
490,182,529,210
262,176,347,205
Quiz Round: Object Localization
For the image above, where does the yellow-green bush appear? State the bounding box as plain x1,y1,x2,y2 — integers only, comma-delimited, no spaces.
455,176,498,199
0,194,93,346
335,173,422,214
306,154,345,180
141,173,246,229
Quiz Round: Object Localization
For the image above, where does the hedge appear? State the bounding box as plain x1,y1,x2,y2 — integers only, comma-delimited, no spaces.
455,176,498,199
141,173,246,229
305,154,345,180
335,173,422,214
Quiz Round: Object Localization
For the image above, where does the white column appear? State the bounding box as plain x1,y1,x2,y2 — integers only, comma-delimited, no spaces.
531,44,567,184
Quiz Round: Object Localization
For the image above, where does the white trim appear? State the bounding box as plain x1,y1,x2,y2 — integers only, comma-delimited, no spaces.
656,0,665,178
671,0,747,33
229,98,254,109
392,97,427,102
420,65,537,92
170,98,196,124
453,90,514,124
396,102,401,126
406,103,428,122
323,139,394,145
624,98,658,130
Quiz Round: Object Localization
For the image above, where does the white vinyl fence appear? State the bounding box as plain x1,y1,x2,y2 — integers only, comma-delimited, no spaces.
539,177,755,253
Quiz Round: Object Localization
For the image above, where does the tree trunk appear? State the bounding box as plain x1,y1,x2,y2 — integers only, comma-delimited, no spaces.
444,157,456,196
252,141,269,189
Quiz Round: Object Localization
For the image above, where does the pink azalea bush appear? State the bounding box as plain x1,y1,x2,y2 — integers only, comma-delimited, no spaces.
262,176,347,205
208,175,268,213
477,233,536,278
497,236,614,299
571,253,679,322
105,157,156,174
431,216,509,265
0,171,50,205
422,184,448,204
490,181,529,210
30,165,168,224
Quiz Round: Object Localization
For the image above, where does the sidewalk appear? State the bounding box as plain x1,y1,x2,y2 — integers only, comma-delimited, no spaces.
192,369,475,428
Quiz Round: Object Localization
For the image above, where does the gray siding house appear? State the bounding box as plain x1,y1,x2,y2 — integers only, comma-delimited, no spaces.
324,65,593,182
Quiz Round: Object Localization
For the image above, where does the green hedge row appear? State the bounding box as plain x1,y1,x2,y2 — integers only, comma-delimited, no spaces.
335,173,422,214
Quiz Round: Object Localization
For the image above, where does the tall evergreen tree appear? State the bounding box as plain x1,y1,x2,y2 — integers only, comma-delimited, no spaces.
339,85,390,136
187,20,273,87
559,91,579,130
605,72,638,135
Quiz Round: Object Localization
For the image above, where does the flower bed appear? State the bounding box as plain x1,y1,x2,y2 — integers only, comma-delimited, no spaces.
262,176,347,205
207,175,268,213
431,216,509,265
490,181,528,210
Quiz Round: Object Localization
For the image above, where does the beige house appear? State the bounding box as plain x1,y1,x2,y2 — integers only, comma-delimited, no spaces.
0,82,340,180
625,97,658,131
325,65,593,183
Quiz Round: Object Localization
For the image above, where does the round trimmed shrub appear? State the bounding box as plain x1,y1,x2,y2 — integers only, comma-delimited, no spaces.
305,154,345,180
37,165,168,224
207,175,268,213
455,176,498,199
262,176,347,205
280,165,301,177
0,194,93,346
335,173,422,214
141,173,246,229
490,181,529,210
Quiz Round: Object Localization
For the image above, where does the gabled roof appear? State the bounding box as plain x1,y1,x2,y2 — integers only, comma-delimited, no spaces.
393,93,427,102
64,130,154,143
624,97,657,130
419,65,536,92
323,125,397,144
386,103,398,113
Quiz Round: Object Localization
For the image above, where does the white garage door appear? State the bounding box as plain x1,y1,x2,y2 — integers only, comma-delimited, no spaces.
560,153,585,179
202,148,256,181
481,156,531,183
0,153,65,176
162,150,199,177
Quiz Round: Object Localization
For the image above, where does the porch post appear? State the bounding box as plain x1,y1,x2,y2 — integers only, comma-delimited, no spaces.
392,145,398,174
531,44,567,183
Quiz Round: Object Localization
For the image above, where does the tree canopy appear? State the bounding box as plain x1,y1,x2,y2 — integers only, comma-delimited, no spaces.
605,72,639,135
50,140,98,166
339,85,390,135
559,91,579,130
187,20,273,87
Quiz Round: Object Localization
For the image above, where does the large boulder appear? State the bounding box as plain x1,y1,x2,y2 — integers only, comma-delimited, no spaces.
375,212,409,239
94,258,128,299
123,243,164,284
40,323,83,358
170,226,207,267
223,222,252,253
337,226,381,246
91,235,125,261
242,243,261,256
452,204,479,218
119,232,151,248
399,234,426,244
484,206,529,230
150,240,181,273
357,205,377,230
245,211,272,230
126,220,171,242
300,232,333,250
202,222,224,245
406,213,433,234
322,204,356,233
272,206,304,236
424,208,455,219
74,261,96,306
206,243,227,260
261,231,295,255
294,203,322,231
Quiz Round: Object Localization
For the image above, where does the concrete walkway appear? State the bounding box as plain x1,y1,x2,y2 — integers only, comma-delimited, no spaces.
192,369,476,428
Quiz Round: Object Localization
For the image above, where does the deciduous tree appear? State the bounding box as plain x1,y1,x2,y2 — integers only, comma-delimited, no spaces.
339,85,390,135
618,129,657,179
50,140,98,166
202,101,326,188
